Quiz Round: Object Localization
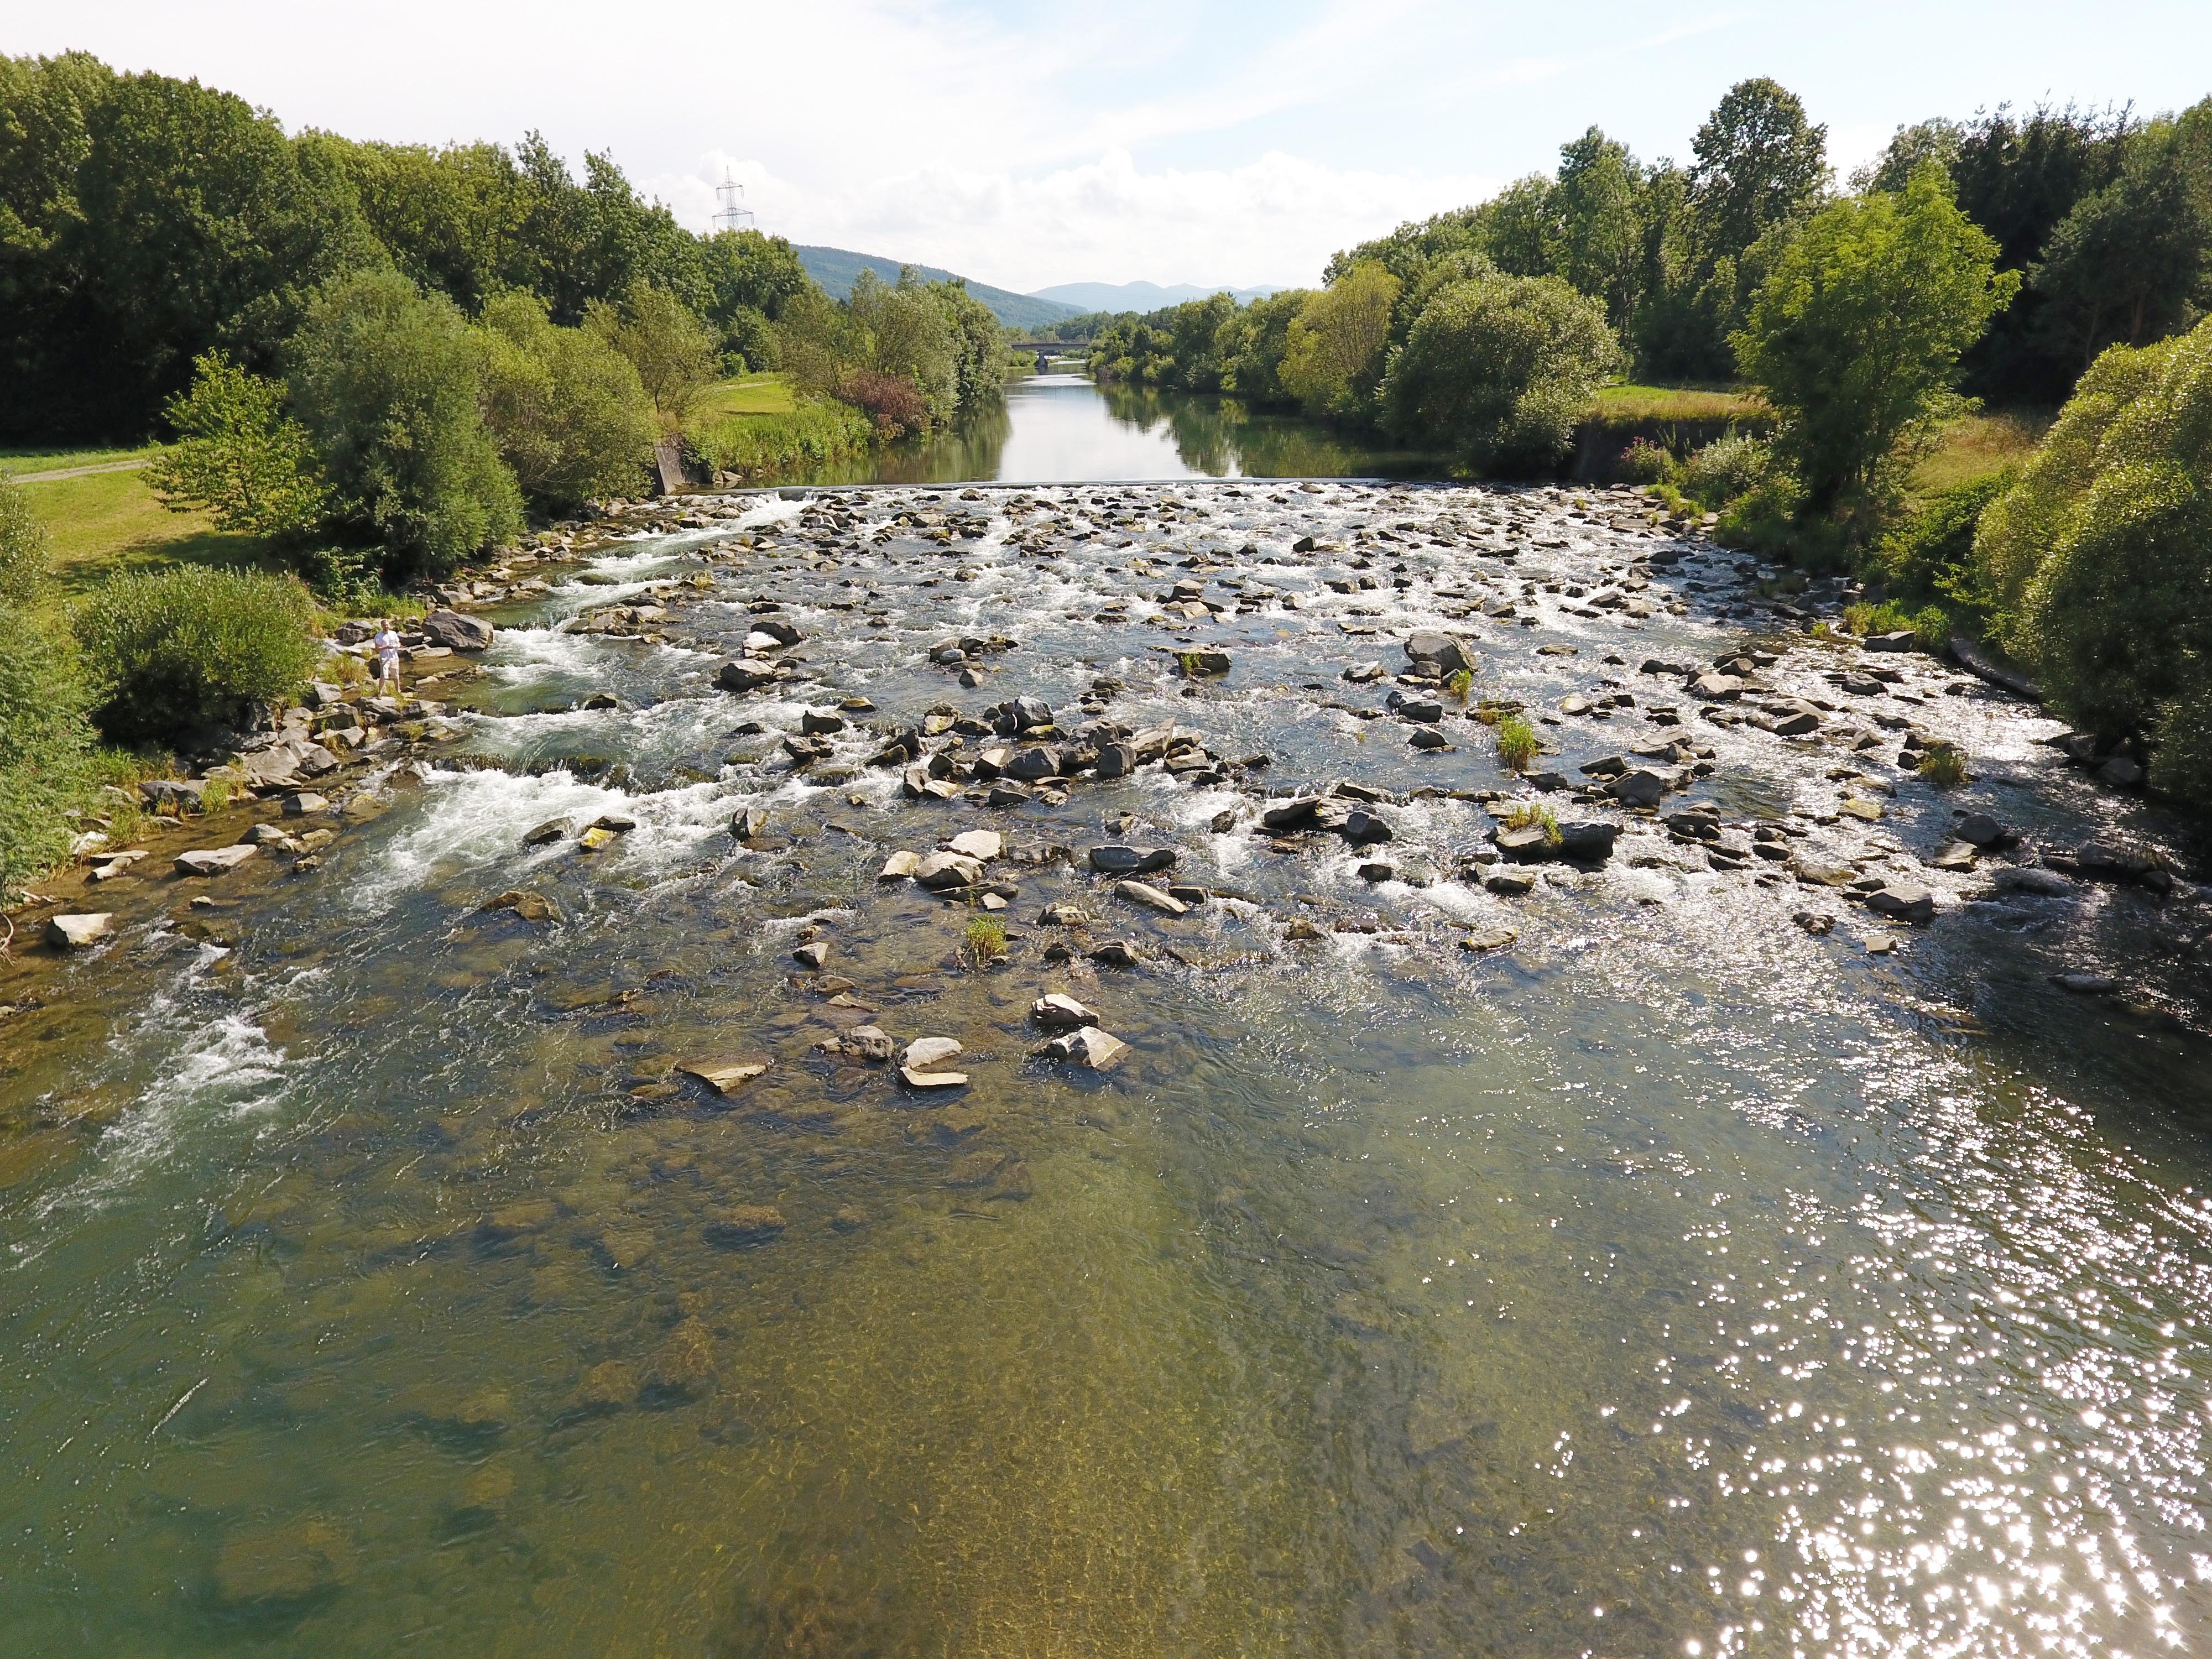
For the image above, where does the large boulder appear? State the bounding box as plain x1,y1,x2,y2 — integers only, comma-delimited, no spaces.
46,912,114,949
1404,631,1473,677
913,851,983,890
422,609,494,651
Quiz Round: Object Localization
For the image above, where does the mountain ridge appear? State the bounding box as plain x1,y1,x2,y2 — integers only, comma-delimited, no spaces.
791,246,1082,332
1030,279,1291,312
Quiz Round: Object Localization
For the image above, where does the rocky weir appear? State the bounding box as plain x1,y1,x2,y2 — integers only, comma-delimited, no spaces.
4,479,2212,1656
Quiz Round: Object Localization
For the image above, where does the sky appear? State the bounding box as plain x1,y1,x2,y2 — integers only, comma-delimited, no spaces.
11,2,2212,294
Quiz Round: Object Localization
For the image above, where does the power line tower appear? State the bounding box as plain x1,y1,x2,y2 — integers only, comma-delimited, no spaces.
711,170,757,236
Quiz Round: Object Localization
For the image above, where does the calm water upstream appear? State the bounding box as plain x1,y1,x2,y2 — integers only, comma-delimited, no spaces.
4,478,2212,1658
752,368,1444,487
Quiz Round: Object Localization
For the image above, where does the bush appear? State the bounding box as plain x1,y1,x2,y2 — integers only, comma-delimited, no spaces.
476,291,657,512
1381,269,1621,473
288,270,521,581
1678,432,1773,508
1615,438,1674,484
838,370,929,438
1494,715,1540,773
687,400,875,478
1917,740,1968,786
147,351,331,538
1872,472,2010,615
0,478,95,903
1282,260,1401,423
75,566,321,744
1976,317,2212,800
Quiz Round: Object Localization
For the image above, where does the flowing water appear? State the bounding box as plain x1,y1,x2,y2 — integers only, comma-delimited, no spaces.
4,478,2212,1658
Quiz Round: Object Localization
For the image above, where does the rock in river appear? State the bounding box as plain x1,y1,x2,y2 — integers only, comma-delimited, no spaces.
1031,992,1099,1027
421,609,495,651
46,912,114,949
902,1036,964,1070
1864,885,1936,925
479,890,557,923
704,1206,787,1246
175,844,258,877
1118,880,1188,915
913,851,983,890
1036,1025,1131,1072
677,1058,772,1094
1089,845,1176,874
1404,630,1474,677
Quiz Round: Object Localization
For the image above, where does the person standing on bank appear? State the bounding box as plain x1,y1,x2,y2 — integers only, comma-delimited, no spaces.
372,619,403,695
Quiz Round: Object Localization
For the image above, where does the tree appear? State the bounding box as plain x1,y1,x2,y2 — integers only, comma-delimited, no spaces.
1851,119,1965,194
1220,289,1310,403
287,269,521,578
1380,269,1620,473
1688,78,1830,269
700,228,812,369
1281,261,1400,424
476,291,655,511
1556,128,1647,327
586,279,719,427
2029,114,2211,372
147,351,330,536
1733,164,2017,518
1974,317,2212,800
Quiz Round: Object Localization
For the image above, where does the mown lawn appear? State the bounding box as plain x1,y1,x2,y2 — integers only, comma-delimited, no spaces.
687,374,798,423
15,465,283,597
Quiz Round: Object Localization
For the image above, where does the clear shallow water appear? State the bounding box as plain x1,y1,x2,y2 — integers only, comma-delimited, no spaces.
754,371,1443,486
4,481,2212,1656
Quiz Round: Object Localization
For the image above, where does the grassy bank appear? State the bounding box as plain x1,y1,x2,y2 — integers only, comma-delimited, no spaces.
684,374,876,481
5,455,284,598
1906,409,2051,498
1589,383,1768,422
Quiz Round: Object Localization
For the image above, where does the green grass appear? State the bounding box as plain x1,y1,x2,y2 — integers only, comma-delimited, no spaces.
15,466,285,597
688,374,800,421
1907,409,2051,499
0,442,164,477
1590,384,1768,422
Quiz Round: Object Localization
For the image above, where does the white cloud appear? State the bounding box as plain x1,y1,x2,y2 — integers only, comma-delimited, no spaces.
649,148,1502,294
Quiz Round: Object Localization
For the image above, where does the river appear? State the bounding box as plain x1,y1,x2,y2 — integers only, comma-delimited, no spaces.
750,366,1445,487
3,476,2211,1657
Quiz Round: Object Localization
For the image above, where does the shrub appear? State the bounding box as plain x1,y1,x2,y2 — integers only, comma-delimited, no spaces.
838,370,929,438
1615,437,1675,484
0,479,95,903
959,914,1006,969
1976,317,2212,800
288,269,521,581
1283,260,1401,423
1872,471,2010,615
1678,432,1773,508
476,291,657,511
147,351,330,538
687,400,875,478
1917,741,1968,786
1501,800,1561,842
1381,269,1621,473
75,566,321,744
1494,715,1540,773
1442,667,1473,700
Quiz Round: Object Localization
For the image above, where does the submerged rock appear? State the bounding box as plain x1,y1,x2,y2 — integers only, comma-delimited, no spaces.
479,890,557,923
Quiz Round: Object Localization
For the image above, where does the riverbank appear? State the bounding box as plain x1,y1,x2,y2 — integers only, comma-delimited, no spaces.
5,477,2209,1655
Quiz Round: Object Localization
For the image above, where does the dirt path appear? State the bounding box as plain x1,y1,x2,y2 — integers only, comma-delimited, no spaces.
7,458,151,483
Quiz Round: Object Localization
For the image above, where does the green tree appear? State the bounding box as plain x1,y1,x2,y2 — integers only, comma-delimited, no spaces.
1556,127,1647,327
288,269,521,579
700,228,812,369
1381,269,1620,473
1974,317,2212,799
476,291,655,511
2028,112,2212,373
1689,77,1830,269
1281,261,1400,424
587,279,720,427
147,351,330,536
1733,164,2017,518
1220,289,1310,403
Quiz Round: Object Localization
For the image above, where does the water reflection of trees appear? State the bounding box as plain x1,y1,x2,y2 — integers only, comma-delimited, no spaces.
1097,383,1442,478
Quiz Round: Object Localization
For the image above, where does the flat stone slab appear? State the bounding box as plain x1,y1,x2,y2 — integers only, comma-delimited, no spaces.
901,1036,964,1070
1117,880,1187,915
900,1067,969,1089
1036,1025,1130,1071
175,845,258,877
676,1060,772,1094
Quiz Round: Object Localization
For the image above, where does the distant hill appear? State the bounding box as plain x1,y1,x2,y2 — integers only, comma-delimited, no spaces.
1029,280,1291,312
792,246,1083,332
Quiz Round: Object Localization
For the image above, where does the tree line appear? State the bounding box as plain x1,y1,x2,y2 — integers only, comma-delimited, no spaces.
0,52,1007,585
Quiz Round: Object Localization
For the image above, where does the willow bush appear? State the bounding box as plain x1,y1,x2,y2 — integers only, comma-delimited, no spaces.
75,567,321,745
1976,315,2212,800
